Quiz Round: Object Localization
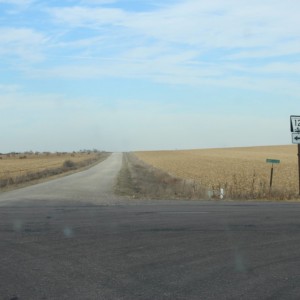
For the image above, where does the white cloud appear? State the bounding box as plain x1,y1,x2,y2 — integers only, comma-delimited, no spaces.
0,27,43,44
0,27,46,62
80,0,117,4
124,0,300,50
0,0,33,5
42,0,300,87
48,6,127,28
0,84,21,93
1,0,299,152
246,62,300,76
47,0,300,51
2,1,300,100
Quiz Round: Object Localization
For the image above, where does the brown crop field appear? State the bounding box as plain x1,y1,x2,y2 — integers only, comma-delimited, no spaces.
0,151,109,189
135,145,299,200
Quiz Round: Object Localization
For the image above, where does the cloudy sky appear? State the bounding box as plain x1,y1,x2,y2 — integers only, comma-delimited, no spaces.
1,0,299,152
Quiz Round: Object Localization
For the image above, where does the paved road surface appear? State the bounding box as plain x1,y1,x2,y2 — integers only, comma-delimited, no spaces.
1,153,300,299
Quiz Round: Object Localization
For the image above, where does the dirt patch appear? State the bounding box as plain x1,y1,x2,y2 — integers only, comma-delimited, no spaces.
115,153,206,200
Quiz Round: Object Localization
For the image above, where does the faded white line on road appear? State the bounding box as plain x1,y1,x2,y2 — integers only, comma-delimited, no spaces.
159,212,209,214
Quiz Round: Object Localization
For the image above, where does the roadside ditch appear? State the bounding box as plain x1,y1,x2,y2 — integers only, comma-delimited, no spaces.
115,152,206,200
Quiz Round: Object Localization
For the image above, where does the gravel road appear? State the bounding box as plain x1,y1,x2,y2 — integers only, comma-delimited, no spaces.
0,152,124,206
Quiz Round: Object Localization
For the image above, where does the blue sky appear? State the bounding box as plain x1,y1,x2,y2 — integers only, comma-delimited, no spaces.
1,0,300,152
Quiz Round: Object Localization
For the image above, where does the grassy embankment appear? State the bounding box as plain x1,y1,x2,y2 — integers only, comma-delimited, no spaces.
116,152,206,200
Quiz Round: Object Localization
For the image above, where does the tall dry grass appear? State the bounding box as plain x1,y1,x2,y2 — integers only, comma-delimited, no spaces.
116,153,206,200
135,145,299,200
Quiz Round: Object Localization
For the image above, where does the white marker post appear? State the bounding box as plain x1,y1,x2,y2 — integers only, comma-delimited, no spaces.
290,115,300,196
220,188,224,199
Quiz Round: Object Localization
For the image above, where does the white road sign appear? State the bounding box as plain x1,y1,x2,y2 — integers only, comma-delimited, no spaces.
292,133,300,144
290,115,300,133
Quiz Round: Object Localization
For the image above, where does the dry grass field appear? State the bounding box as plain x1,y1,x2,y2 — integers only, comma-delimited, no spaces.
0,152,108,189
135,145,299,200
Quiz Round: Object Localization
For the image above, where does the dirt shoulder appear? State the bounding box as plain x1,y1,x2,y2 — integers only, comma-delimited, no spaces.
115,152,206,200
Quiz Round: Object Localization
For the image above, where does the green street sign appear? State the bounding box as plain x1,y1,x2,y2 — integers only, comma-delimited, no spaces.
266,159,280,164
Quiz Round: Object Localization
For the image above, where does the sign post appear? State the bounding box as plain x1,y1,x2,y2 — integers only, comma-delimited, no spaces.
298,144,300,196
290,115,300,196
266,159,280,191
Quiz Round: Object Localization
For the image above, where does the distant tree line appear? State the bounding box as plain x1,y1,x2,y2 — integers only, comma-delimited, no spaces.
0,149,104,158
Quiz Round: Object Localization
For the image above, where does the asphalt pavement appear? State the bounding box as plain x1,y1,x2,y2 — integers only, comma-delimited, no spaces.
1,153,300,299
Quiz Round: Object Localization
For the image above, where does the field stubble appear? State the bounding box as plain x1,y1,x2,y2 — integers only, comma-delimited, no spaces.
135,145,299,200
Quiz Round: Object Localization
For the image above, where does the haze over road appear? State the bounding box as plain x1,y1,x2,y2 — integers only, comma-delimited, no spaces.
1,153,300,299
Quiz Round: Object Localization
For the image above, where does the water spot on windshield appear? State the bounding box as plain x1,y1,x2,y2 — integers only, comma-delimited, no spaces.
63,227,74,238
13,220,23,232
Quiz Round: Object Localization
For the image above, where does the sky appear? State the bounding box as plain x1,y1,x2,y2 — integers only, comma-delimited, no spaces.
1,0,300,152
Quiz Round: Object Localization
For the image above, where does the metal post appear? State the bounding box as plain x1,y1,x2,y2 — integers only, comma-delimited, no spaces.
298,144,300,196
270,164,274,190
